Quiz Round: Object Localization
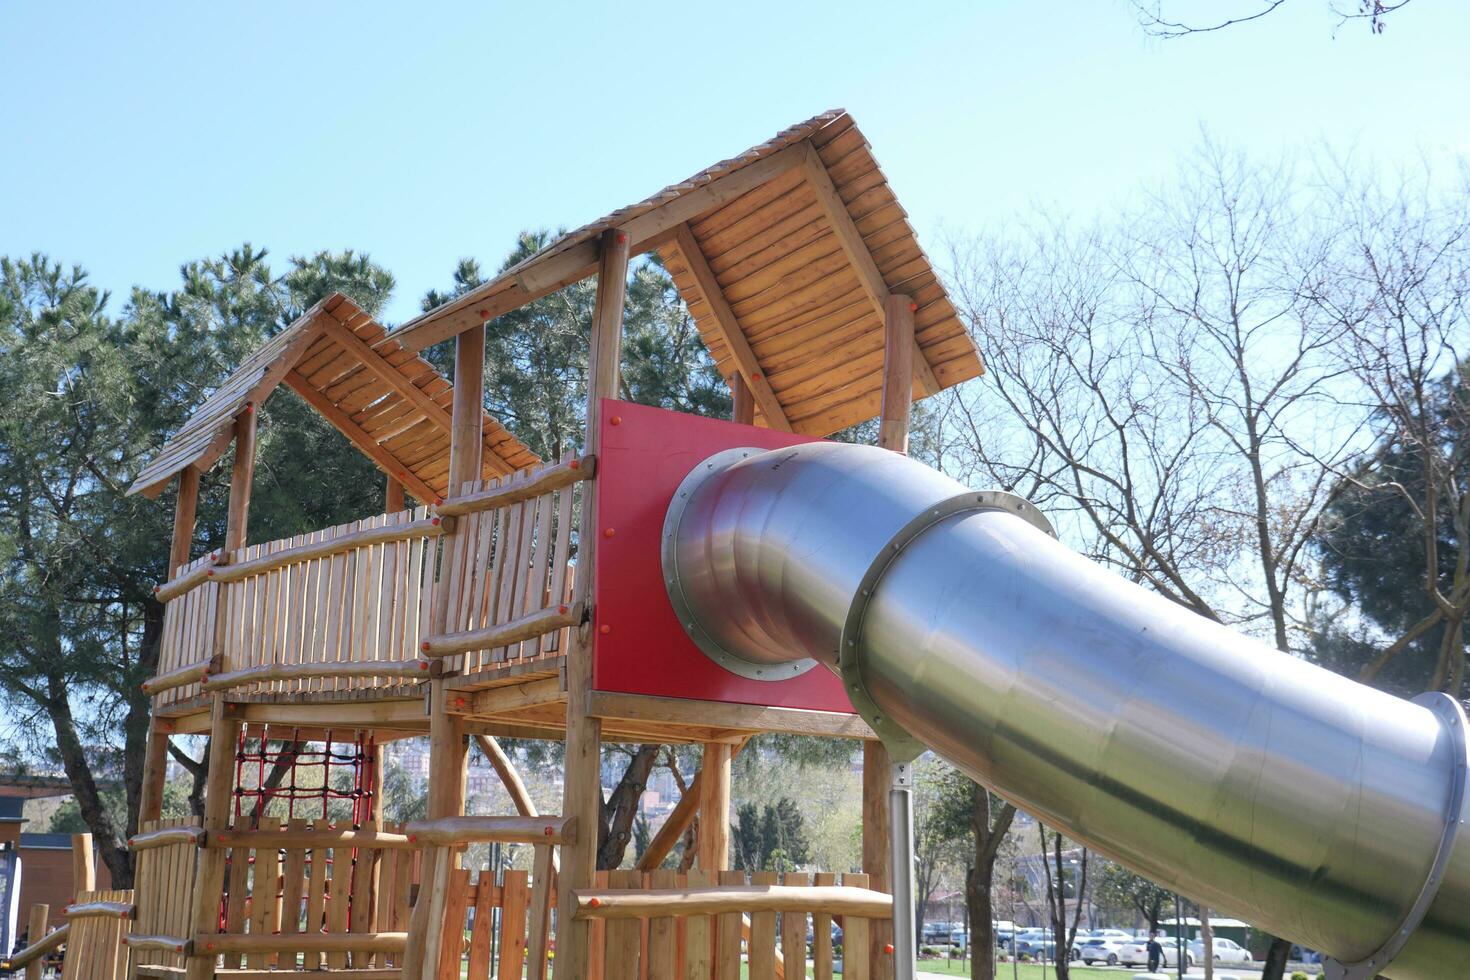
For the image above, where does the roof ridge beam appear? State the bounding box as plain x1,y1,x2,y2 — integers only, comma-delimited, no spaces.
391,142,811,354
799,141,940,398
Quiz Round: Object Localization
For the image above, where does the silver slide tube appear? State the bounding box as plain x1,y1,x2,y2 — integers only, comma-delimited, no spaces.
661,442,1470,980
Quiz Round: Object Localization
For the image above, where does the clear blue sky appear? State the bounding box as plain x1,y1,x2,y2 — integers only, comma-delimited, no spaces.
3,1,1467,326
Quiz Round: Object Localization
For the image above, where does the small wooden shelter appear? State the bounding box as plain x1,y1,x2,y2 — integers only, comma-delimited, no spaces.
12,109,983,980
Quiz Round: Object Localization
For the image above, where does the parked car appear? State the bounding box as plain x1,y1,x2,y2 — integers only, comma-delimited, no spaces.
1077,936,1132,965
1117,937,1196,968
992,920,1017,948
1013,930,1057,960
921,922,955,945
1189,937,1254,965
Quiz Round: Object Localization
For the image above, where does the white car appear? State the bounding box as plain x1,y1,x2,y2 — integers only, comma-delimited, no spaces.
1076,936,1131,965
1117,938,1196,968
1190,937,1254,965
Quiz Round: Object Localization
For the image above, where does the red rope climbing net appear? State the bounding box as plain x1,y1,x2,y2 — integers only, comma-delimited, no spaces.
232,728,377,827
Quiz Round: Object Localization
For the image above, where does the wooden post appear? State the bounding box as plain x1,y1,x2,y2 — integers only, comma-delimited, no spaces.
556,227,629,979
143,467,201,824
385,476,406,513
448,325,486,496
224,407,257,552
22,903,48,980
170,467,201,575
879,295,915,456
185,700,241,980
696,743,732,871
730,373,755,427
863,293,914,980
70,835,95,893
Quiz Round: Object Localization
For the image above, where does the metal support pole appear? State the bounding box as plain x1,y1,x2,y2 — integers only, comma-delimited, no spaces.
889,760,917,980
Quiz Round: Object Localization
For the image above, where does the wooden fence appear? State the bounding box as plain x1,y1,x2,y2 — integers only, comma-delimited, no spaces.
61,889,134,980
576,870,891,980
195,819,419,970
151,553,219,708
424,455,589,675
125,817,202,974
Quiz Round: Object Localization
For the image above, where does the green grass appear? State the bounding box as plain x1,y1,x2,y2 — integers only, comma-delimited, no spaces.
909,963,1126,979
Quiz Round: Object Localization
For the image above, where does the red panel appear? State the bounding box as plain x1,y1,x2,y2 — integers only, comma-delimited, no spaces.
593,399,855,712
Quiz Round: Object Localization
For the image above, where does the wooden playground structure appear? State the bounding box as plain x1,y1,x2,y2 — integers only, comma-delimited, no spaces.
7,109,983,980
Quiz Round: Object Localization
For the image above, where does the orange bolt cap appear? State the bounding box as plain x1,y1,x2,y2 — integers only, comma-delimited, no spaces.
421,641,431,652
610,416,622,426
884,943,895,954
558,604,569,615
408,834,418,843
417,660,430,670
206,568,214,577
153,584,161,593
616,232,628,244
589,897,602,908
569,459,580,469
431,517,441,526
599,624,611,635
909,301,918,312
434,498,444,506
478,309,489,319
544,826,554,836
603,527,615,538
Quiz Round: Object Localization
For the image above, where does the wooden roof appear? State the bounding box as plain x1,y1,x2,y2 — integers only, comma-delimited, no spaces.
391,109,983,436
128,293,539,501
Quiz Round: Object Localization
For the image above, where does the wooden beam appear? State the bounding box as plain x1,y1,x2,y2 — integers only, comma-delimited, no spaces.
671,223,791,431
447,324,487,496
638,737,750,872
403,814,575,847
697,743,731,872
558,228,630,979
321,317,513,478
284,370,440,504
460,676,563,717
587,691,874,739
880,295,915,454
574,885,892,921
801,141,939,398
385,475,405,512
184,700,241,980
224,408,257,551
391,142,809,353
233,699,426,730
434,454,593,517
473,735,541,819
731,373,755,427
169,467,200,576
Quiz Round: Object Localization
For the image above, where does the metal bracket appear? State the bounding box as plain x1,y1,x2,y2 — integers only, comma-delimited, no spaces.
1323,692,1470,980
836,489,1054,762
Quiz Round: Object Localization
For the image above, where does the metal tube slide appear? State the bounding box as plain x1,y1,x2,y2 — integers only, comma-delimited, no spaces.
661,442,1470,980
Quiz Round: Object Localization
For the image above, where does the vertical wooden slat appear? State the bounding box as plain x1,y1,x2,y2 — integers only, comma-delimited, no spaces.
246,817,281,970
715,870,744,980
842,873,871,980
497,869,529,980
326,841,352,969
466,870,496,980
436,867,472,980
526,843,555,980
603,869,642,980
748,871,778,980
813,872,835,980
304,832,329,970
647,869,678,980
781,873,810,980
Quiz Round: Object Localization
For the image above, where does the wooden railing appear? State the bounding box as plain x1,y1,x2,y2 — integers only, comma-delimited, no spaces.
405,815,570,980
426,455,589,675
196,817,420,971
576,870,890,980
61,889,134,980
148,456,593,701
126,817,201,972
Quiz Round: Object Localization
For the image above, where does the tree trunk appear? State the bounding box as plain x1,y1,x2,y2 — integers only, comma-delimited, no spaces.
597,745,661,869
1201,907,1214,980
1261,936,1291,979
122,599,165,838
46,673,132,886
967,864,996,980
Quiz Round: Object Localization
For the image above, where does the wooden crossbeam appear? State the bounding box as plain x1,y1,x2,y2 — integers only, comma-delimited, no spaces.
321,317,515,478
800,141,939,398
283,370,440,503
392,142,810,353
670,223,792,430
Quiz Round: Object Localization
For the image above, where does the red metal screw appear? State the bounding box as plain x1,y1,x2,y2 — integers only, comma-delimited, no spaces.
431,517,441,526
206,568,214,577
603,527,615,538
884,943,895,955
568,459,580,470
753,373,763,381
408,834,418,843
616,232,628,244
417,661,430,671
454,697,467,709
544,826,554,836
908,302,918,313
478,309,489,320
434,498,444,506
589,897,602,908
244,402,254,413
610,416,622,426
557,605,569,615
421,641,431,652
599,624,611,635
